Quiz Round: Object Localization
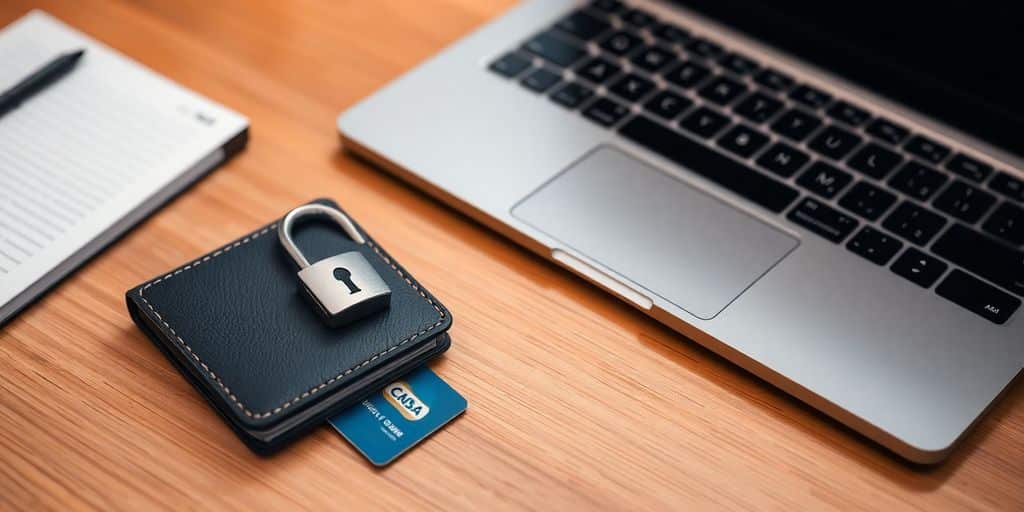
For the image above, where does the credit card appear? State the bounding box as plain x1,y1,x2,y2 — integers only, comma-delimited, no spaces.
328,366,466,466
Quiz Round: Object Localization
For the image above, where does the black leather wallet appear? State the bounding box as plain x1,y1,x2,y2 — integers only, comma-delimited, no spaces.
126,199,452,454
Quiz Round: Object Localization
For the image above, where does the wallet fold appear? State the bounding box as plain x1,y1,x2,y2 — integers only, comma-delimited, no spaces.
126,199,452,454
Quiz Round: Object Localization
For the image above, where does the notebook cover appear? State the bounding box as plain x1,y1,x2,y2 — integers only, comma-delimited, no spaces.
126,199,452,452
0,10,250,326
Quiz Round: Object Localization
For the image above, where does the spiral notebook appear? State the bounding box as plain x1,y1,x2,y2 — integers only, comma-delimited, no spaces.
0,10,249,325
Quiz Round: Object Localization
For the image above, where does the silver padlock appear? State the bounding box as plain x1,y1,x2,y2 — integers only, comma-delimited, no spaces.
278,204,391,327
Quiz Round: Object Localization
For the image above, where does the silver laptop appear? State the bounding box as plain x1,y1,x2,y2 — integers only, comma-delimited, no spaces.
337,0,1024,463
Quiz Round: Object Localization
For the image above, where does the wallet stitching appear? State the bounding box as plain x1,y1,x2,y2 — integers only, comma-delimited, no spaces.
137,222,446,420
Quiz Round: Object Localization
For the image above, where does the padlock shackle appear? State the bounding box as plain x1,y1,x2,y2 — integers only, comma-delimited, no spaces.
278,203,366,269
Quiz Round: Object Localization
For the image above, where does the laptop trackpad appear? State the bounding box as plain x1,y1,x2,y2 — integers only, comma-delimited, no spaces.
512,146,799,320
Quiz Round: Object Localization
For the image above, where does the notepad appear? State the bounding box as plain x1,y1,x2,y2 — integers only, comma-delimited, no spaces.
0,10,248,325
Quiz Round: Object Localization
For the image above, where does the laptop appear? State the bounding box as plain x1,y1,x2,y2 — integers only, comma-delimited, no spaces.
337,0,1024,463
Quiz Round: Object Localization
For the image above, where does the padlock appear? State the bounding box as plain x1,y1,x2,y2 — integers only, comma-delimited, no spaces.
278,204,391,327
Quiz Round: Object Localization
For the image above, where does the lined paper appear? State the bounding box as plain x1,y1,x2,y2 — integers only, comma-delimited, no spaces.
0,11,247,317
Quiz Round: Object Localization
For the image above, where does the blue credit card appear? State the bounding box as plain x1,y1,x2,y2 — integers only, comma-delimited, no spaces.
328,366,466,466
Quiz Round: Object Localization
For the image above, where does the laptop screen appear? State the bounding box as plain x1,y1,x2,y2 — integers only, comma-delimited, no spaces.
677,1,1024,158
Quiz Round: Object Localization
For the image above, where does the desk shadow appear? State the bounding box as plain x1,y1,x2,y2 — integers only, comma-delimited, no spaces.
637,325,1021,488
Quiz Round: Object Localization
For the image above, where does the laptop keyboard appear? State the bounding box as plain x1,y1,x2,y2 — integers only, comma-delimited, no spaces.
487,0,1024,324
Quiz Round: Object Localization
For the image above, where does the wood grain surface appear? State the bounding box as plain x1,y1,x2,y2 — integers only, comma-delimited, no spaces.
1,1,1022,510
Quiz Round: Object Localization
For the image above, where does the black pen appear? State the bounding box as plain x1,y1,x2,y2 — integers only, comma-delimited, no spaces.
0,49,85,118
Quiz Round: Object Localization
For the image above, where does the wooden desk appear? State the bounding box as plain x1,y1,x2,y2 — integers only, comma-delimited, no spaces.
1,1,1021,509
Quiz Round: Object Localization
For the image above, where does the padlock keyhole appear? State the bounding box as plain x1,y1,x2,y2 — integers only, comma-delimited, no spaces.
333,267,361,294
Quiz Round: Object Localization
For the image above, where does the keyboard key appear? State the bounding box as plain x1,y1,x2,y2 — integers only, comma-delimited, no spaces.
734,92,783,124
788,197,859,243
718,52,759,75
946,154,993,183
756,142,809,178
808,125,862,160
630,46,677,73
754,68,794,91
521,68,562,92
620,116,799,212
550,82,595,109
608,73,655,101
770,109,821,142
489,52,531,77
582,97,630,127
847,143,903,180
651,22,690,44
664,60,710,89
621,8,656,27
679,106,731,138
524,31,587,67
698,75,748,106
904,135,950,164
847,227,903,265
643,90,693,120
826,100,871,127
933,181,996,223
589,0,625,13
889,161,948,201
990,172,1024,202
891,248,947,288
933,224,1024,297
882,201,947,245
865,117,910,145
593,0,622,12
556,10,611,40
839,181,897,221
936,270,1020,324
600,30,644,56
797,161,853,199
717,124,769,158
789,84,831,109
685,37,723,58
576,56,621,84
983,202,1024,245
